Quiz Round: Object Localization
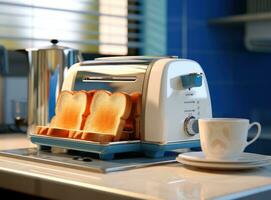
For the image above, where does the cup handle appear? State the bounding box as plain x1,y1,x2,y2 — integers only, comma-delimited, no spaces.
246,122,261,147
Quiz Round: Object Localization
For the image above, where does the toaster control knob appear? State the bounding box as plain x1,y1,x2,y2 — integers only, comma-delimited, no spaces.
184,116,199,136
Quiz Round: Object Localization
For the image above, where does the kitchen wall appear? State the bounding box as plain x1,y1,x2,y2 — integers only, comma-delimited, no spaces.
1,50,28,125
143,0,167,55
3,77,27,124
167,0,271,126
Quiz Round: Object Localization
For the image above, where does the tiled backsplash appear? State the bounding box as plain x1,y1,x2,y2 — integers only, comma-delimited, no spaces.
167,0,271,125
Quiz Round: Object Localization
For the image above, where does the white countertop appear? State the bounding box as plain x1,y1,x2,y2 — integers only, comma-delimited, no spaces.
0,134,271,200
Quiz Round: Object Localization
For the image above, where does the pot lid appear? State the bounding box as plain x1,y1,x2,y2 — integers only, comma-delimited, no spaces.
27,39,78,51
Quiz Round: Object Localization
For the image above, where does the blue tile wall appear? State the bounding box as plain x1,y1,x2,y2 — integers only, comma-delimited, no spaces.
167,0,271,125
167,0,182,56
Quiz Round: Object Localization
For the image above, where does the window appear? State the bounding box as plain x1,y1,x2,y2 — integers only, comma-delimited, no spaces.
0,0,142,55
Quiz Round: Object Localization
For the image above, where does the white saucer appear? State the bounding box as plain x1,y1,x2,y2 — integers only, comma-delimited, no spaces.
179,151,271,164
176,156,271,170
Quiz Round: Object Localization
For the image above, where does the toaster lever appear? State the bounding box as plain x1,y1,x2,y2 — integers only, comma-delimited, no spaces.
180,73,202,89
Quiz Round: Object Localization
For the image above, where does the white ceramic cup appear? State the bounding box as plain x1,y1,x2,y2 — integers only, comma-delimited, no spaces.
198,118,261,161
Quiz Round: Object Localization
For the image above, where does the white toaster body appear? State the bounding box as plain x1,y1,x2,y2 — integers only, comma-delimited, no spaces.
62,57,212,144
144,58,212,144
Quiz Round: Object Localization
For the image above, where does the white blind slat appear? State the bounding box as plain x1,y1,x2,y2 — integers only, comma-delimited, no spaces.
0,1,142,20
0,0,142,55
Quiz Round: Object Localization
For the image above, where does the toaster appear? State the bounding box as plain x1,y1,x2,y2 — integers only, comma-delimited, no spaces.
30,56,212,159
62,56,212,144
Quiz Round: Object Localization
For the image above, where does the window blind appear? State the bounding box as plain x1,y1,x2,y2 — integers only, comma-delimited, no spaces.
0,0,142,55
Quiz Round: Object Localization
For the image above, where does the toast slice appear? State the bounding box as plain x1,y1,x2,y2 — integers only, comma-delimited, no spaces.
124,92,142,139
82,90,132,142
36,126,49,135
48,90,95,137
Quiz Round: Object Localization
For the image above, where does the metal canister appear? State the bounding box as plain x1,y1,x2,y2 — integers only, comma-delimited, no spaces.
27,39,82,134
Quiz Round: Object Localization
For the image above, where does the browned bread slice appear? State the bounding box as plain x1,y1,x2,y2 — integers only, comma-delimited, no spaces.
47,127,70,138
124,92,142,139
48,90,95,137
82,90,132,142
78,130,115,143
35,126,49,135
49,91,89,130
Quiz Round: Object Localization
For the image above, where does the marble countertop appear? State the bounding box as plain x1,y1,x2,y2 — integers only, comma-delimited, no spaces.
0,134,271,200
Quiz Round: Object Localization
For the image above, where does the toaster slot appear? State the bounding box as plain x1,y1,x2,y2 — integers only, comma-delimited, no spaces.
82,76,137,82
95,56,178,61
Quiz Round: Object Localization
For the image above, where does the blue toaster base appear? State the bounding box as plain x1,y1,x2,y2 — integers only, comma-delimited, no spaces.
30,135,200,160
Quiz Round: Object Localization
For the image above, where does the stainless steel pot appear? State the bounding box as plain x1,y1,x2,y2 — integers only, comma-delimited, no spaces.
27,39,82,134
